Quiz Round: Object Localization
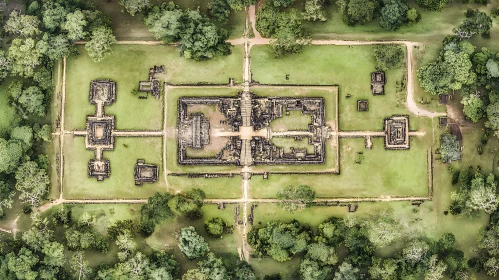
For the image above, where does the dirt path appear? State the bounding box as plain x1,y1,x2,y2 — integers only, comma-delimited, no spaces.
74,40,164,45
248,5,262,39
59,57,67,200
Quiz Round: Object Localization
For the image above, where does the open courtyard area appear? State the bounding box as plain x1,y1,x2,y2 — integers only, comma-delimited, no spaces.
1,0,499,279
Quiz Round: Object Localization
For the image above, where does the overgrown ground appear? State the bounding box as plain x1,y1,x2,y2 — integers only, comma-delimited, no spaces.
92,0,246,40
60,203,244,275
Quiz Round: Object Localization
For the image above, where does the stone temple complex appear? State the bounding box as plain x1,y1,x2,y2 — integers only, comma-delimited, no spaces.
177,92,331,167
384,115,410,150
78,79,159,182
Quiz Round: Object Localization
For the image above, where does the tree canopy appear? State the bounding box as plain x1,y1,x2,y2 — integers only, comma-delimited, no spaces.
276,185,316,212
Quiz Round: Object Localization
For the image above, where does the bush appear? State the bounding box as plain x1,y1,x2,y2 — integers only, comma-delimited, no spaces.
205,217,227,238
477,146,484,155
187,209,204,220
452,171,460,185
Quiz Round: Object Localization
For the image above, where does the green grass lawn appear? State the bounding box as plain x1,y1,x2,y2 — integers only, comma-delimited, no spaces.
251,45,411,131
269,110,312,131
251,133,431,198
63,136,167,199
65,45,243,130
167,176,242,199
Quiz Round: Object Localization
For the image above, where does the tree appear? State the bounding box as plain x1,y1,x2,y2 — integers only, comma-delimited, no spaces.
417,50,476,95
0,51,11,81
226,0,255,11
466,173,498,214
33,67,53,91
234,261,257,280
461,93,485,123
6,247,39,280
300,259,330,280
5,11,41,37
208,0,231,24
439,133,461,163
177,226,209,260
180,10,231,61
272,0,295,7
15,161,50,207
205,217,227,238
85,27,116,62
13,86,46,118
183,269,208,280
8,38,43,77
334,262,360,280
34,124,52,142
63,10,88,41
416,0,447,11
424,255,447,280
336,0,379,26
369,257,398,280
119,0,151,16
270,27,310,58
453,9,492,39
277,185,315,212
139,192,173,235
41,2,68,31
0,181,15,217
487,101,499,137
42,242,65,267
487,59,499,78
316,217,346,246
402,240,429,265
0,138,24,174
379,0,410,31
143,3,183,42
116,230,137,261
198,253,230,280
303,0,326,21
40,34,72,61
248,221,311,262
10,126,33,151
306,242,338,265
373,44,405,71
365,213,402,248
70,251,92,280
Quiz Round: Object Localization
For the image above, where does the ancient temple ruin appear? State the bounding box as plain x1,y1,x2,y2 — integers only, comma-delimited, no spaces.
138,65,164,99
371,71,386,95
384,115,410,150
176,93,330,166
82,80,118,181
134,160,159,186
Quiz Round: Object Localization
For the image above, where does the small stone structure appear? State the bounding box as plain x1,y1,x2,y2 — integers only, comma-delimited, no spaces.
371,71,386,95
89,80,116,106
85,116,115,150
384,115,410,150
134,159,159,186
138,65,164,99
357,100,368,111
88,159,111,181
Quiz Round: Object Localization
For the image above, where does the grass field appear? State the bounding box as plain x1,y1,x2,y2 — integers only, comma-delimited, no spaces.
251,45,410,131
167,176,242,199
63,136,166,199
251,134,430,198
65,45,243,130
